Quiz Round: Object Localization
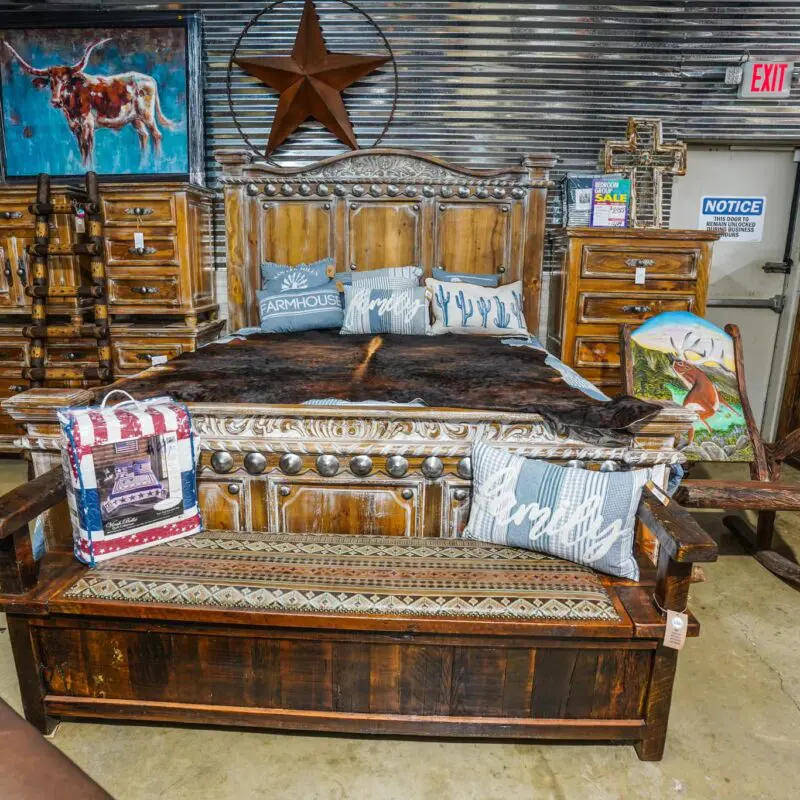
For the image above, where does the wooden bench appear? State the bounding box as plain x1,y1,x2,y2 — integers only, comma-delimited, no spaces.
0,469,716,762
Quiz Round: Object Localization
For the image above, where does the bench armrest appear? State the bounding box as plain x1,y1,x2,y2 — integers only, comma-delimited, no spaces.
0,468,66,592
637,486,718,564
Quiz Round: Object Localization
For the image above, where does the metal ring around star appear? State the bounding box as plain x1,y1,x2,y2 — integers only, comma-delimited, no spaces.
226,0,399,165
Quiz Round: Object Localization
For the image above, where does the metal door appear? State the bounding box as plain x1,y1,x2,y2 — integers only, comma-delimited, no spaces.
670,146,799,434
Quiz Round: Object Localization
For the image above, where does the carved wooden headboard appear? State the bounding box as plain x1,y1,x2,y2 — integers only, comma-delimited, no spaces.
216,148,556,333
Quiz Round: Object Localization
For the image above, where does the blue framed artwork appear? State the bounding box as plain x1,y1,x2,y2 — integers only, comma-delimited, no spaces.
0,13,204,183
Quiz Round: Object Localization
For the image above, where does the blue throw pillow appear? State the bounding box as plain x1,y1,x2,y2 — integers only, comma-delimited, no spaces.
464,443,652,580
340,285,429,335
350,266,422,289
261,257,333,292
257,281,343,333
431,267,500,288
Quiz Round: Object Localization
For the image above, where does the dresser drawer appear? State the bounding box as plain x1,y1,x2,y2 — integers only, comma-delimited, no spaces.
581,245,699,281
579,293,695,324
574,336,620,368
102,196,176,227
113,341,184,371
106,232,178,267
108,274,181,309
45,343,100,367
0,377,29,398
0,204,33,228
0,342,28,368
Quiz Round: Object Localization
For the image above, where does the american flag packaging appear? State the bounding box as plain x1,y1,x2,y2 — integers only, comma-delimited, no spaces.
58,391,202,566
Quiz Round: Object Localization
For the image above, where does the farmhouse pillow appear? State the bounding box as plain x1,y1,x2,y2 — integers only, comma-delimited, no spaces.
351,266,422,289
463,443,650,580
427,278,527,336
257,281,343,333
340,285,428,335
431,267,500,288
261,257,333,292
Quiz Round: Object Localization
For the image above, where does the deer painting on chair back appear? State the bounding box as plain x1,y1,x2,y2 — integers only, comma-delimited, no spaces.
629,311,753,461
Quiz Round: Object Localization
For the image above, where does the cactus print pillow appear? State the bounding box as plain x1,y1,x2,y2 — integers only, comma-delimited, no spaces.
426,278,528,336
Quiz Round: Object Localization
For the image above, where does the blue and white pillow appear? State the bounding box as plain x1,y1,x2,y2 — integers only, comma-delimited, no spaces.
432,267,500,288
261,257,333,292
427,278,527,336
351,266,422,290
257,281,343,333
340,285,429,335
464,443,651,580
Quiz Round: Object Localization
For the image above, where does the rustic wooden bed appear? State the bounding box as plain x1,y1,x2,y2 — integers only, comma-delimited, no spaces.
0,148,716,760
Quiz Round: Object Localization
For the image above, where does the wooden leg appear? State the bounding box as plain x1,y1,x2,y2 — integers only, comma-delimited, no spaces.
635,647,678,761
755,510,776,551
6,615,58,736
723,514,756,553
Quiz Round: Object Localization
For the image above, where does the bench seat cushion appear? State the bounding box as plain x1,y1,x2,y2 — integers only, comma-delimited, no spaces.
59,532,620,622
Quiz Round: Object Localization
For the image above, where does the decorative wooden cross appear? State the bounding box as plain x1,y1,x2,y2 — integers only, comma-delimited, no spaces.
602,117,687,228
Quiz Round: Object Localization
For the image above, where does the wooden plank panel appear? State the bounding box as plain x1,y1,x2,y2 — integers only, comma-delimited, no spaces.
449,646,506,716
400,646,453,715
435,204,509,278
247,639,282,709
369,643,402,714
530,649,577,718
261,202,332,266
564,651,599,719
332,641,371,713
348,203,420,270
279,640,333,712
501,648,536,717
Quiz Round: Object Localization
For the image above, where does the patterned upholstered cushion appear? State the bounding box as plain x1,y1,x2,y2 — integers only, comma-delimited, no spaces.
59,531,620,622
340,285,429,335
464,443,650,580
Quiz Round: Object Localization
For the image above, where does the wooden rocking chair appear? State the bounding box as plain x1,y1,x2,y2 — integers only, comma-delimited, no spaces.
620,310,800,587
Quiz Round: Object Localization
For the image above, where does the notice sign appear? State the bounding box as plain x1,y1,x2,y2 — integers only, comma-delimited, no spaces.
698,196,766,242
590,177,631,228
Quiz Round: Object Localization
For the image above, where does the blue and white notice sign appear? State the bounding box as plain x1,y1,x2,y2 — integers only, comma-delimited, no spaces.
698,196,766,242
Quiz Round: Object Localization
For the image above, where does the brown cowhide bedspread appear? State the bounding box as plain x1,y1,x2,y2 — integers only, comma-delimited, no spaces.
114,331,659,442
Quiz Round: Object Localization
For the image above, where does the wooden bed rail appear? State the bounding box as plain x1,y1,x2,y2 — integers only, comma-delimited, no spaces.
0,468,65,592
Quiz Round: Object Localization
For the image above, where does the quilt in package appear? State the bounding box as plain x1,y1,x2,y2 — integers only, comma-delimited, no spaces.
58,391,201,566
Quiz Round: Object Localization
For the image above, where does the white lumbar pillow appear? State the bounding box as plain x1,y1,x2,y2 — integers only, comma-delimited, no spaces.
426,278,527,336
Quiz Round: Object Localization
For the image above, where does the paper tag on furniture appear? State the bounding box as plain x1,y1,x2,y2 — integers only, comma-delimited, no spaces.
663,610,688,650
57,391,202,566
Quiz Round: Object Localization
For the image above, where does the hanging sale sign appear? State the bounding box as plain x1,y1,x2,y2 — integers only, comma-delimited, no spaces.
698,196,766,242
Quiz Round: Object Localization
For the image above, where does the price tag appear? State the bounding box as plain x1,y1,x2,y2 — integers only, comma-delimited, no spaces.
663,609,688,650
134,231,145,249
635,266,647,285
150,355,168,366
75,210,85,233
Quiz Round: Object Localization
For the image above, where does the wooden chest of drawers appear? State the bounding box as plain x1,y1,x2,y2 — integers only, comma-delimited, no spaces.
546,228,717,395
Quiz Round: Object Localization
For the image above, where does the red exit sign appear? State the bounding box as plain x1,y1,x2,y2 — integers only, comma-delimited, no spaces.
740,60,794,98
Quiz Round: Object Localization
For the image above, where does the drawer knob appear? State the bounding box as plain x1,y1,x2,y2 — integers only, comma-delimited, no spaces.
453,489,468,501
625,258,655,269
0,210,23,220
124,207,154,216
279,485,292,497
622,304,652,315
227,483,240,495
66,352,78,361
10,384,25,393
128,246,157,256
401,488,414,500
131,286,159,295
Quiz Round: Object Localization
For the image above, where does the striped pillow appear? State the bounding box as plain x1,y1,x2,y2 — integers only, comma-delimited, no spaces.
464,443,651,579
350,266,422,290
340,285,429,335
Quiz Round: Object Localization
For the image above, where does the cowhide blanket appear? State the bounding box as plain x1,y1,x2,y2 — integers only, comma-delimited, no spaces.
114,332,660,442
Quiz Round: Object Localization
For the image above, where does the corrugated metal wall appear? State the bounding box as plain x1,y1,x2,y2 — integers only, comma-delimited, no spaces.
5,1,800,277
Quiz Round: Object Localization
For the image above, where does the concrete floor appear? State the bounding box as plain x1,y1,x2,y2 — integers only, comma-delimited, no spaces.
1,459,799,800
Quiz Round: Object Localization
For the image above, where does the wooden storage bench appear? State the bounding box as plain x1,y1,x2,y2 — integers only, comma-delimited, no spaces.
0,470,716,761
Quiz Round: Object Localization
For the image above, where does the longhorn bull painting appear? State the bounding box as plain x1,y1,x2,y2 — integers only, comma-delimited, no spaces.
0,25,192,178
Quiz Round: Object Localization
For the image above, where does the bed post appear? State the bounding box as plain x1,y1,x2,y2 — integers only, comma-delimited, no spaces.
522,155,555,333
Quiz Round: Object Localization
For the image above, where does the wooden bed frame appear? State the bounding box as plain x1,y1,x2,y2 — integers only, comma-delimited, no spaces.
0,148,714,760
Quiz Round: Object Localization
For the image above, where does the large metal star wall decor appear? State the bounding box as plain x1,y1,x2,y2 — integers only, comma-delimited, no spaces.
234,0,390,155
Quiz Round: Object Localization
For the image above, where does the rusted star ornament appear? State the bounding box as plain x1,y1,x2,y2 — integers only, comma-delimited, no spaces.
234,0,389,155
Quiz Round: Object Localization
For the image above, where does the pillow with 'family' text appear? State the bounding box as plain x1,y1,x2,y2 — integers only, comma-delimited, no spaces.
431,267,500,288
350,266,422,290
340,285,428,335
426,278,527,336
261,257,333,292
257,281,343,333
463,443,651,580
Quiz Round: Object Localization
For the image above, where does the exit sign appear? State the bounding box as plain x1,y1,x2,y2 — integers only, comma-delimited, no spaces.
740,60,794,98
